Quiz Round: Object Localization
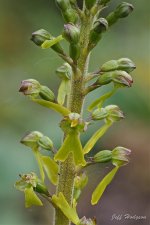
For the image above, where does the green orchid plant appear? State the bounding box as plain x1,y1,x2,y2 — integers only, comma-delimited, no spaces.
15,1,136,224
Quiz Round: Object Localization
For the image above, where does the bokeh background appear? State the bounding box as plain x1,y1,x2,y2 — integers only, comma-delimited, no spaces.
0,0,149,224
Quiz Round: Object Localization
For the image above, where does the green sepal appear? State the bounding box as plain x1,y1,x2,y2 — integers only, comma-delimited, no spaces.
54,131,86,166
41,35,63,49
91,166,119,205
52,192,80,224
32,99,70,116
57,79,71,105
42,156,58,185
83,121,113,154
24,187,43,208
69,43,80,61
93,150,112,163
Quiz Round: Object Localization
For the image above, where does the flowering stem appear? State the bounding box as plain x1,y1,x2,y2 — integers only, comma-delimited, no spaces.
54,14,93,225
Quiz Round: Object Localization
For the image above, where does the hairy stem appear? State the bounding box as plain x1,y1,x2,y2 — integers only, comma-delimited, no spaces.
54,14,93,225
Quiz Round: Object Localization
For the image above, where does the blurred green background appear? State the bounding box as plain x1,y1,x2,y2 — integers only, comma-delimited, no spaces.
0,0,149,224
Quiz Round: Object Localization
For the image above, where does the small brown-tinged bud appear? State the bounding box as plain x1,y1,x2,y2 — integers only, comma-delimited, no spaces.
96,70,133,87
63,24,80,44
19,79,41,97
112,146,131,166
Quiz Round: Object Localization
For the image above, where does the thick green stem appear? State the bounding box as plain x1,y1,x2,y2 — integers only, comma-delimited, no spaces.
54,13,93,225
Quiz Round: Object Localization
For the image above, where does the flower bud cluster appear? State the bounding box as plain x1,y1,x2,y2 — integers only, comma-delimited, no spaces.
107,2,134,26
92,105,124,122
31,29,64,54
93,146,131,166
56,0,78,23
63,23,80,61
19,79,55,101
56,63,72,80
20,131,53,151
89,18,108,48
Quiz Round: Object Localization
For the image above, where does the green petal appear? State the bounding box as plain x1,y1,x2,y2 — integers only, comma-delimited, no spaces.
32,99,70,116
91,166,119,205
54,131,86,166
24,187,43,208
42,156,58,185
83,121,113,154
52,192,80,225
41,35,63,49
57,80,71,105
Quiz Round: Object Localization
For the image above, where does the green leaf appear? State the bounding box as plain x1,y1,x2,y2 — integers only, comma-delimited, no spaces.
41,35,63,49
24,187,43,208
52,192,80,225
83,121,113,154
42,156,58,185
57,79,71,105
32,99,70,116
91,166,119,205
54,131,86,166
88,87,118,111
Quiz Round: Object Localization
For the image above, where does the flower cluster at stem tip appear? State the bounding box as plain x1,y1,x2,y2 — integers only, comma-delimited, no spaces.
15,0,136,224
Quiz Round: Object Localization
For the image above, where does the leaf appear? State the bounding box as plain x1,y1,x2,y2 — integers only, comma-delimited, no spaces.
41,35,63,49
91,166,119,205
32,99,70,116
42,156,58,185
54,131,86,166
57,80,71,105
24,187,43,208
52,192,80,225
83,121,113,154
88,87,118,111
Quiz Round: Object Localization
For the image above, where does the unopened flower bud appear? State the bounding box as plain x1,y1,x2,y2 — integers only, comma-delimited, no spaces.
63,8,78,23
78,217,96,225
63,24,80,44
107,2,134,26
112,146,131,166
93,150,112,163
56,0,70,11
56,63,72,80
96,70,133,87
89,18,108,46
19,79,41,97
85,0,96,10
38,136,53,150
101,58,136,73
105,105,124,121
39,86,55,101
20,131,43,149
115,2,134,18
74,173,88,189
69,43,80,61
31,29,64,54
31,29,50,46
